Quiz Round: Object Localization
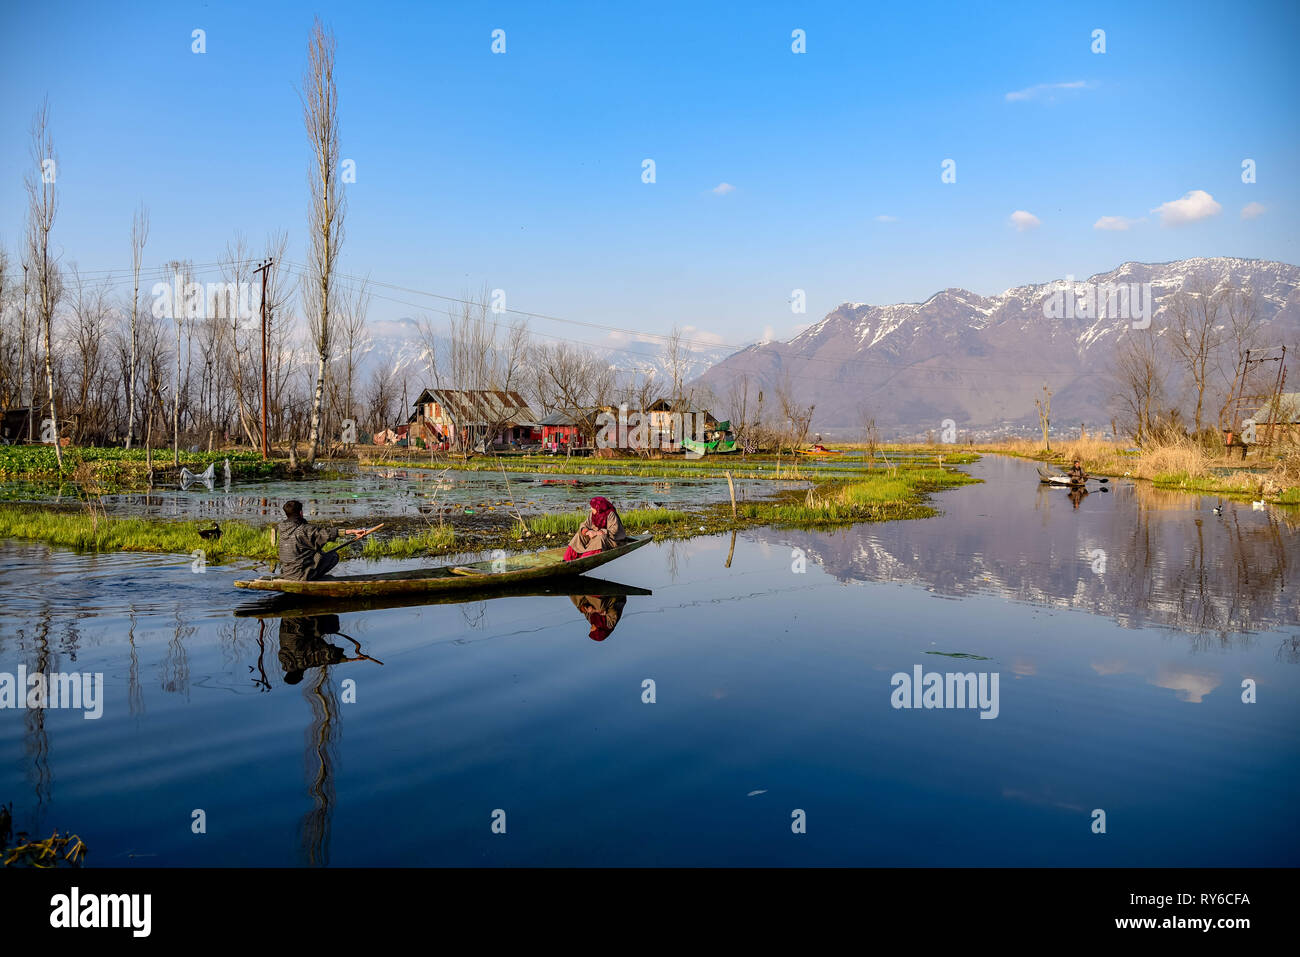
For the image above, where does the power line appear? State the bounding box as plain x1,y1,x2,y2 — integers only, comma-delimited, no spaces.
31,256,1128,390
267,262,1099,397
282,260,1121,380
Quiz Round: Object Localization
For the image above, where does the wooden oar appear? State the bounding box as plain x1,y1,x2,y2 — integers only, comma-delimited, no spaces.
327,523,385,552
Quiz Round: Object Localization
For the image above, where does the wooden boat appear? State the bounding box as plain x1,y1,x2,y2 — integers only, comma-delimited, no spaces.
798,446,843,455
1039,471,1085,487
233,534,652,597
1037,465,1108,488
234,575,653,617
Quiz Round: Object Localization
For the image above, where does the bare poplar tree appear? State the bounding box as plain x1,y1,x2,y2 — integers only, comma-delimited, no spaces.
1035,384,1052,451
261,231,292,446
775,375,814,451
0,246,13,412
363,362,397,437
168,259,189,464
663,324,686,409
66,265,113,444
20,257,31,438
301,18,345,462
1167,276,1224,437
1113,332,1166,445
126,202,149,448
414,311,442,391
217,235,261,446
25,100,63,467
1216,279,1261,431
337,276,371,441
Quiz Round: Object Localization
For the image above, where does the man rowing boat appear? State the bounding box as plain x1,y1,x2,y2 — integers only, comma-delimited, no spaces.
1067,458,1087,483
563,496,628,561
277,500,366,581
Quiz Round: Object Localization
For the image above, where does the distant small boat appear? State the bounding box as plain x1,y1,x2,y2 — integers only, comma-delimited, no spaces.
1037,465,1108,487
234,534,652,597
798,445,842,455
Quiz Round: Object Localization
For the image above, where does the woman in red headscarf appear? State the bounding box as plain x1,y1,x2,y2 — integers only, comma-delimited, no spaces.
563,496,628,561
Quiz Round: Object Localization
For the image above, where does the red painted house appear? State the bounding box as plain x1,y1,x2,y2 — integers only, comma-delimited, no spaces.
537,409,599,451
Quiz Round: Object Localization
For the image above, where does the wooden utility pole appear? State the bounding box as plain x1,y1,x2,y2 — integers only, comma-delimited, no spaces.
1227,346,1287,452
253,258,273,459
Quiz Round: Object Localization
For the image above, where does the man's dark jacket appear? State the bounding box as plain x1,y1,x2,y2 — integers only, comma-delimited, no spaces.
277,517,338,580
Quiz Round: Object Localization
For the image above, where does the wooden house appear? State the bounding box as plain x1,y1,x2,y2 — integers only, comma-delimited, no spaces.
409,389,539,450
1253,393,1300,445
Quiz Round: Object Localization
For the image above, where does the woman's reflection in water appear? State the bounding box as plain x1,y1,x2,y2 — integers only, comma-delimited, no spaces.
571,594,627,642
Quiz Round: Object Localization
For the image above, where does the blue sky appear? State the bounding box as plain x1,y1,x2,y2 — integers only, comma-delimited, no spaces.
1,0,1296,353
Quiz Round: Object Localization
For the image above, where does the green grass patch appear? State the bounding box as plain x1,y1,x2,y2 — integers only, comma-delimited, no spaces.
0,505,459,563
0,445,278,484
736,466,979,527
363,449,977,482
358,525,456,558
0,505,276,561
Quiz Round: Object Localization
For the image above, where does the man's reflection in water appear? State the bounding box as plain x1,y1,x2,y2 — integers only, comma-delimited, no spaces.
1068,485,1088,510
271,614,381,867
278,615,348,685
277,614,383,685
571,594,627,642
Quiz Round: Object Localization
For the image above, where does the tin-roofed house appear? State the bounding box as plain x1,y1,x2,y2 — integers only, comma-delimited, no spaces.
537,408,602,453
642,398,717,451
409,389,539,452
1253,393,1300,447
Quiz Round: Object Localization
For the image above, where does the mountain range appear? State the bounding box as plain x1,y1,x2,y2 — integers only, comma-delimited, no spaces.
690,257,1300,435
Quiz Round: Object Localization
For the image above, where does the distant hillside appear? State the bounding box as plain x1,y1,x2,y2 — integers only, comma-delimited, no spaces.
690,258,1300,434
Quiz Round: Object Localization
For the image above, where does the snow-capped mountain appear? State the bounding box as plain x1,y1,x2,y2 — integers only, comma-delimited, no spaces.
691,258,1300,434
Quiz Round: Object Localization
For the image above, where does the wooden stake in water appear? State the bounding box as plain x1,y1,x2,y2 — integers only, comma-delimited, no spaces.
726,470,737,521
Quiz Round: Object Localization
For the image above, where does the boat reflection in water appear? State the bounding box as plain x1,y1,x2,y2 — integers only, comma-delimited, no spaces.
231,575,650,864
234,575,652,621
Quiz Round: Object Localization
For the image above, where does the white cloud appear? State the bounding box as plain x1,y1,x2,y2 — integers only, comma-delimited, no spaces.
1151,189,1221,227
875,214,898,223
1005,80,1088,102
761,325,776,342
1009,210,1041,231
1241,201,1267,221
1093,215,1141,231
679,324,727,349
711,182,735,195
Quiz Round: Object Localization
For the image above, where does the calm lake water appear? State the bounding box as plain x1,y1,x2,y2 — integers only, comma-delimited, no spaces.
0,465,805,521
1,455,1296,866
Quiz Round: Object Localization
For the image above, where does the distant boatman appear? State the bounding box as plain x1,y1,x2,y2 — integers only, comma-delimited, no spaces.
277,500,365,580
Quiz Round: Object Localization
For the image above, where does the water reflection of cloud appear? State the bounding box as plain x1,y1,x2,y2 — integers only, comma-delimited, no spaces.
1011,658,1036,677
1149,666,1221,703
1090,659,1129,676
